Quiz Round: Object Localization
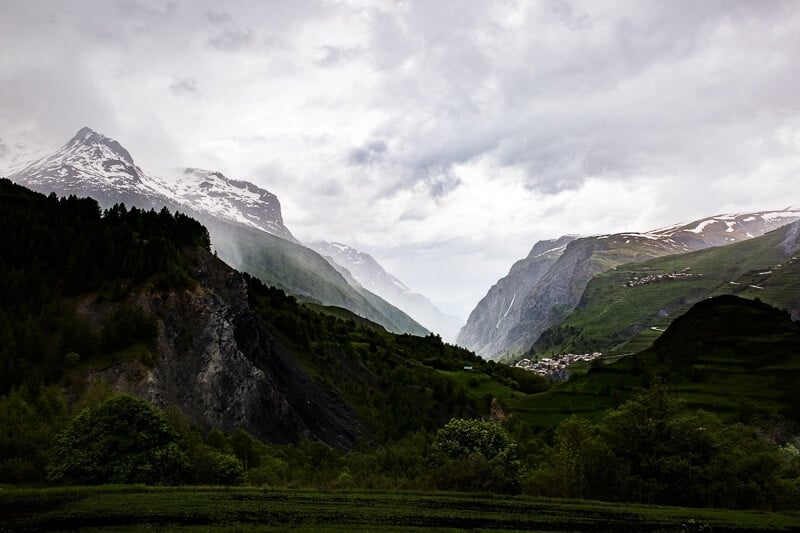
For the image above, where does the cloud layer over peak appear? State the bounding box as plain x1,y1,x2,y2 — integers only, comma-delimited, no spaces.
2,0,799,318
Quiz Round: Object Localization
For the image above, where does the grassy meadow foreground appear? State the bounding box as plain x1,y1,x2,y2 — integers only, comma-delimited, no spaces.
3,486,800,532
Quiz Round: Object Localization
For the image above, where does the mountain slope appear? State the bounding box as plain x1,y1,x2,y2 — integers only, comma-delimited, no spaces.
309,241,460,341
532,219,800,357
461,212,800,360
508,294,800,431
1,179,514,457
0,133,52,176
0,178,362,447
457,236,577,357
8,127,425,335
157,167,296,242
213,222,427,335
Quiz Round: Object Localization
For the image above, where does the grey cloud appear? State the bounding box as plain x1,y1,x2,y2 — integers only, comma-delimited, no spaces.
316,46,363,67
315,180,343,197
206,10,253,52
357,1,797,189
415,164,463,200
426,170,462,200
169,76,199,95
399,207,429,222
0,61,121,149
206,9,234,25
348,140,387,166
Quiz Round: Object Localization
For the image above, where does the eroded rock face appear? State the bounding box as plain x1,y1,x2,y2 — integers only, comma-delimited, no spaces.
457,236,576,359
91,249,362,449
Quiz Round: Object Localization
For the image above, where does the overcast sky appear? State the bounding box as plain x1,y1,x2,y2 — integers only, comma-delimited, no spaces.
2,1,799,320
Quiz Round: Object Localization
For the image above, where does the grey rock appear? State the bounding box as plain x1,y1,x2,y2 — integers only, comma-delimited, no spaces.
91,249,362,449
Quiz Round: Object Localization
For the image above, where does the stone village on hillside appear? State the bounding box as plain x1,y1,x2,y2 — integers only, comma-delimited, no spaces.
515,352,603,381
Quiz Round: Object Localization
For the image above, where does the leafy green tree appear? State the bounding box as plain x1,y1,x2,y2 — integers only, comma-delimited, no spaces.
188,446,245,485
161,406,244,485
47,394,187,485
533,384,793,509
0,387,67,483
544,416,616,499
427,418,523,493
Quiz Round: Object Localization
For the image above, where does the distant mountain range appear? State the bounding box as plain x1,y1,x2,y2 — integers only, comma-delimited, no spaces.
308,241,463,342
6,127,427,336
459,211,800,360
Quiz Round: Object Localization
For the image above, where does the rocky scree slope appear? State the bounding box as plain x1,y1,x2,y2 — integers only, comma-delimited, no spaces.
93,248,362,448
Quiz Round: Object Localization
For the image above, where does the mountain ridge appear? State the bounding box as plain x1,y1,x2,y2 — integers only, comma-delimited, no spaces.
8,127,425,336
309,241,461,342
459,211,800,360
530,219,800,357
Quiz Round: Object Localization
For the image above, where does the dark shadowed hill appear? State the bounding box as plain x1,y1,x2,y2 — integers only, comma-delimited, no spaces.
0,179,511,453
509,295,800,429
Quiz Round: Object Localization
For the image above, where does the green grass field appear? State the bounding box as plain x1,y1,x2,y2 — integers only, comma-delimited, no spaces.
437,370,521,401
2,486,800,532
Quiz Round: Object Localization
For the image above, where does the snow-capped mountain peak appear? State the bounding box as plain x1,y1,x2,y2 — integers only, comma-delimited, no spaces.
68,126,136,166
595,210,800,252
11,126,148,197
160,167,295,241
10,127,296,242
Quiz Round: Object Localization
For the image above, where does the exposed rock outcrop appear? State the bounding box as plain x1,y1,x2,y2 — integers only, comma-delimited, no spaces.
90,248,362,449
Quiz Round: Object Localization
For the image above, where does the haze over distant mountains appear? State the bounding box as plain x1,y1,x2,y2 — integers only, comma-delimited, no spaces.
459,210,800,360
309,241,463,342
5,127,430,336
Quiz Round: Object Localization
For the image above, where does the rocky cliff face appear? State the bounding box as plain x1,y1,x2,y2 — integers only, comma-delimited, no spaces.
89,248,362,449
457,236,576,357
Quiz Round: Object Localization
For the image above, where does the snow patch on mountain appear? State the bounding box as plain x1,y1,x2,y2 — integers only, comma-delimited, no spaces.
161,168,295,242
495,292,517,329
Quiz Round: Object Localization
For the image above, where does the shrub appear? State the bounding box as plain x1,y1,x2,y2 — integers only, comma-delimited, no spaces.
47,394,187,485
